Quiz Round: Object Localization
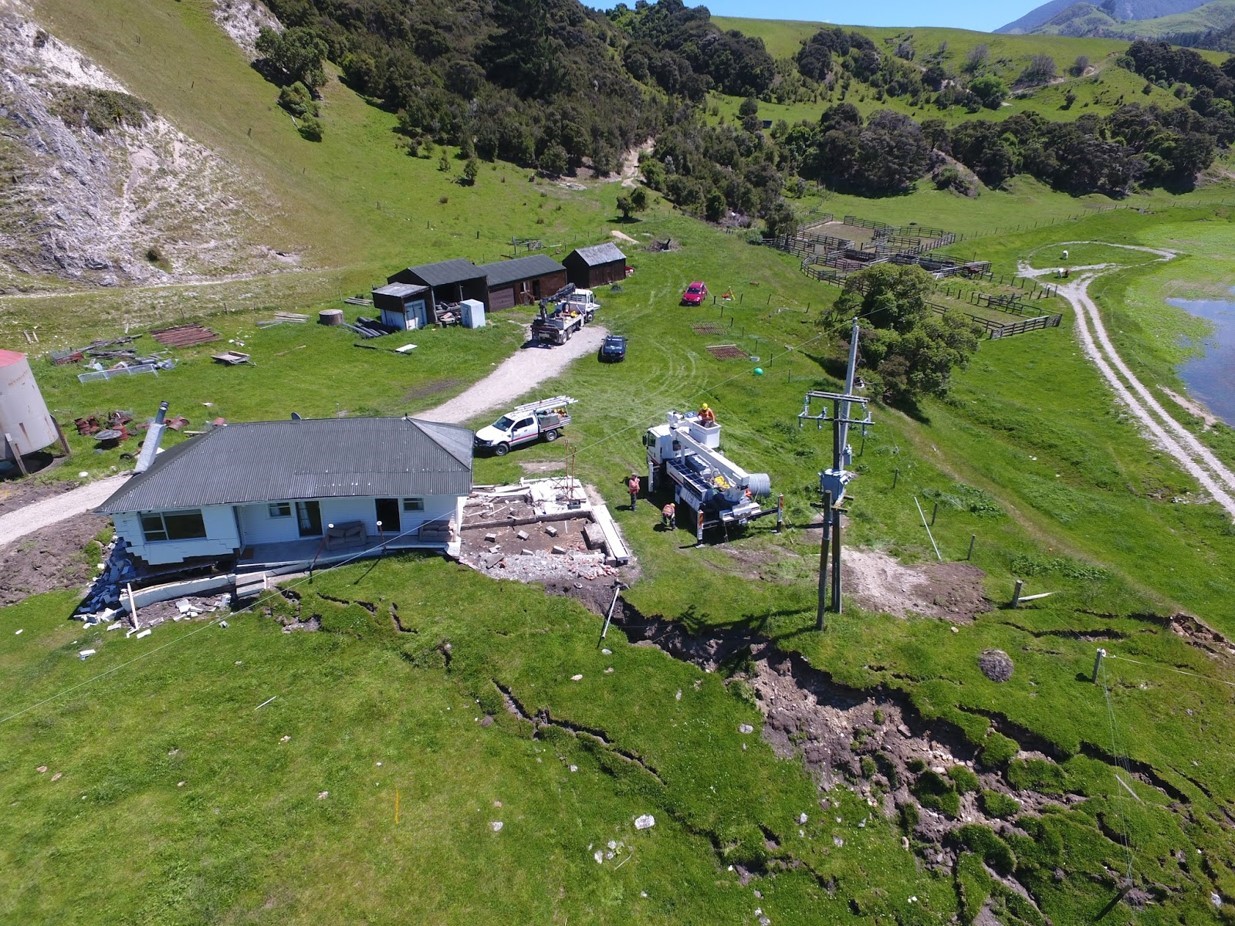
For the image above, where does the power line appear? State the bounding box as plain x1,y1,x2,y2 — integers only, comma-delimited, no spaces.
1107,653,1235,690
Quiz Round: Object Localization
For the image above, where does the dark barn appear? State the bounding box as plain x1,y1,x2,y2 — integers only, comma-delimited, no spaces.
563,243,627,289
477,255,567,310
388,259,489,314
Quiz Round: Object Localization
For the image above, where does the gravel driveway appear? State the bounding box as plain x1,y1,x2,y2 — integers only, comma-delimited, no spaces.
417,325,607,423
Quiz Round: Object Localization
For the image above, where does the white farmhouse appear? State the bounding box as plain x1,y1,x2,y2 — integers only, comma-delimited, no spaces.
98,416,473,569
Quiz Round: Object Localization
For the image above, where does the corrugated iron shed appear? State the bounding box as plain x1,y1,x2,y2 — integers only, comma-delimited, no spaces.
373,282,428,298
569,243,626,267
477,255,566,288
394,259,483,288
98,417,474,514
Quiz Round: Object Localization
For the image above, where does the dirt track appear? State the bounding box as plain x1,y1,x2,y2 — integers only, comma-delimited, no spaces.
1021,245,1235,520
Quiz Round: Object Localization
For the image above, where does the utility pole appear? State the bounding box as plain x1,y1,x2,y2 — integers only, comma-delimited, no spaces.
800,320,872,623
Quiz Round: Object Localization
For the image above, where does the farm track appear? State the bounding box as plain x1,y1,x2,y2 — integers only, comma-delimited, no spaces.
1022,245,1235,521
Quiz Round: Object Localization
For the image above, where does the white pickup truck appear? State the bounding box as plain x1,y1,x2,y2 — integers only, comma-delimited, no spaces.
474,396,577,456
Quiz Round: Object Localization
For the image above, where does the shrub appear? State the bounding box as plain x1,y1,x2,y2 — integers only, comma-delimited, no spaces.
52,87,152,132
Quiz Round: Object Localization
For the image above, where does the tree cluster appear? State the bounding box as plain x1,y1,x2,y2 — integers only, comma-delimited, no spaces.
821,264,982,404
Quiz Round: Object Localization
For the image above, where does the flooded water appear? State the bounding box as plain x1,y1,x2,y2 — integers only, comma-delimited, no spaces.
1169,290,1235,426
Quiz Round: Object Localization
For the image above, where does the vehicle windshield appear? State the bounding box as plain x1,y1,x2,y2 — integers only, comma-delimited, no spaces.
492,415,515,430
688,284,703,293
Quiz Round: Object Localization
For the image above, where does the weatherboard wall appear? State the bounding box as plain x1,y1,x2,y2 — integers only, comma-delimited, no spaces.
113,506,241,566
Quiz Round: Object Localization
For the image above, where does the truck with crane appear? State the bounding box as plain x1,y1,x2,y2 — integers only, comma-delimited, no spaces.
530,285,599,346
474,395,576,456
643,409,778,539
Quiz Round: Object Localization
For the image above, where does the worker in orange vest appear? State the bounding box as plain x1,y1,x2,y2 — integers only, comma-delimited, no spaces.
625,472,640,510
698,403,716,425
661,501,676,530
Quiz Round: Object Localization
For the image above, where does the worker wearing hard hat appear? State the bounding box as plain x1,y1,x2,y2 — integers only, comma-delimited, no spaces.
698,403,716,425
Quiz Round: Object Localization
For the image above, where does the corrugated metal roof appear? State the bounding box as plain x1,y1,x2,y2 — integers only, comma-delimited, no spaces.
402,259,483,287
98,417,474,514
373,282,428,298
477,255,565,288
569,243,626,267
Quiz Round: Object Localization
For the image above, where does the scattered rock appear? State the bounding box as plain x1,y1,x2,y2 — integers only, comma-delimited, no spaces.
490,821,503,832
634,814,655,830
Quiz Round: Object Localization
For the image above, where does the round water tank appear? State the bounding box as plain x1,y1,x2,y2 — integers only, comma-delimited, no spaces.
0,350,60,461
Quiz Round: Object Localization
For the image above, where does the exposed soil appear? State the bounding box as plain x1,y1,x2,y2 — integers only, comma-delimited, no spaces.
0,507,107,605
839,546,991,623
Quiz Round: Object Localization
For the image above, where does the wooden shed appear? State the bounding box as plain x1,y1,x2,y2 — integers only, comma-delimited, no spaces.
477,255,567,310
563,243,627,289
388,259,489,314
372,282,430,330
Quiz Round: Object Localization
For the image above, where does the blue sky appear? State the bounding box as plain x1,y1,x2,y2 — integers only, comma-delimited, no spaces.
599,1,1042,34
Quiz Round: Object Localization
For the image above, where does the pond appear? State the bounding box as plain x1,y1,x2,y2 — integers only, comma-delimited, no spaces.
1169,288,1235,426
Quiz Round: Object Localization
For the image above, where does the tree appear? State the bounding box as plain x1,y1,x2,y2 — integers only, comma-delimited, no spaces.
821,265,980,403
963,44,989,75
969,76,1007,110
462,157,480,185
864,313,982,403
255,26,328,92
1019,54,1057,87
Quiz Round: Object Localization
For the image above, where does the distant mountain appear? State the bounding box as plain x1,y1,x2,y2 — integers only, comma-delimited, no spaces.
997,0,1210,33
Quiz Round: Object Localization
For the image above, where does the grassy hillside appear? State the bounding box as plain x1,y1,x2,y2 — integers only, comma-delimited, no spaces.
5,1,1235,923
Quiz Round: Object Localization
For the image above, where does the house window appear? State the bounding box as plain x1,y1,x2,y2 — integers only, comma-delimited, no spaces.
402,497,424,512
268,502,291,518
140,510,207,543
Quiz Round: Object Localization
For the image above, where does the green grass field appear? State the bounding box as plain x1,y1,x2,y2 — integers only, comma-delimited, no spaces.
4,2,1235,923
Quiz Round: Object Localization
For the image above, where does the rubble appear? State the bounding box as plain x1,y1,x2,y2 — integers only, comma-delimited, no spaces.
457,478,629,588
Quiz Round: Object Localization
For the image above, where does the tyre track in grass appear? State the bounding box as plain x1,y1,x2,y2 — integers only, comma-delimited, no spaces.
1022,245,1235,520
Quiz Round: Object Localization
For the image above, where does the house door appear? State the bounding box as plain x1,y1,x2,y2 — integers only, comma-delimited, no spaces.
375,498,400,534
296,501,322,537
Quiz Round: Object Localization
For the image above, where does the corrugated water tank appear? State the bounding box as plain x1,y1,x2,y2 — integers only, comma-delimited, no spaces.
0,349,60,461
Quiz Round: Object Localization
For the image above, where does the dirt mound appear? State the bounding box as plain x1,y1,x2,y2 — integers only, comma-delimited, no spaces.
841,547,991,622
978,649,1014,682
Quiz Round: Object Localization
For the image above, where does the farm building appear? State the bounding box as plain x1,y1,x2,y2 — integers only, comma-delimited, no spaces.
477,255,567,310
564,243,627,288
387,259,489,314
98,417,473,568
372,282,430,331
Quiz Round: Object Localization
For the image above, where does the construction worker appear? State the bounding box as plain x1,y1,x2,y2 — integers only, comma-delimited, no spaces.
625,472,640,510
698,403,715,425
661,501,676,530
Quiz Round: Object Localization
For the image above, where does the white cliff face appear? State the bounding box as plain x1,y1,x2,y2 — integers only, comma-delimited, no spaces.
0,0,284,291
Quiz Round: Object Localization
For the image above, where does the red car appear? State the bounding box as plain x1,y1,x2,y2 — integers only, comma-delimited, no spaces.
680,281,708,306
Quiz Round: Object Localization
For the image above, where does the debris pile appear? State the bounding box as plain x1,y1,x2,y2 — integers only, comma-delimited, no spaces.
457,478,629,586
74,537,139,624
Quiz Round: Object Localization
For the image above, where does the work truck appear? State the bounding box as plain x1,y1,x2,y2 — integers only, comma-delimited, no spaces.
474,395,577,456
530,286,600,345
644,409,777,538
